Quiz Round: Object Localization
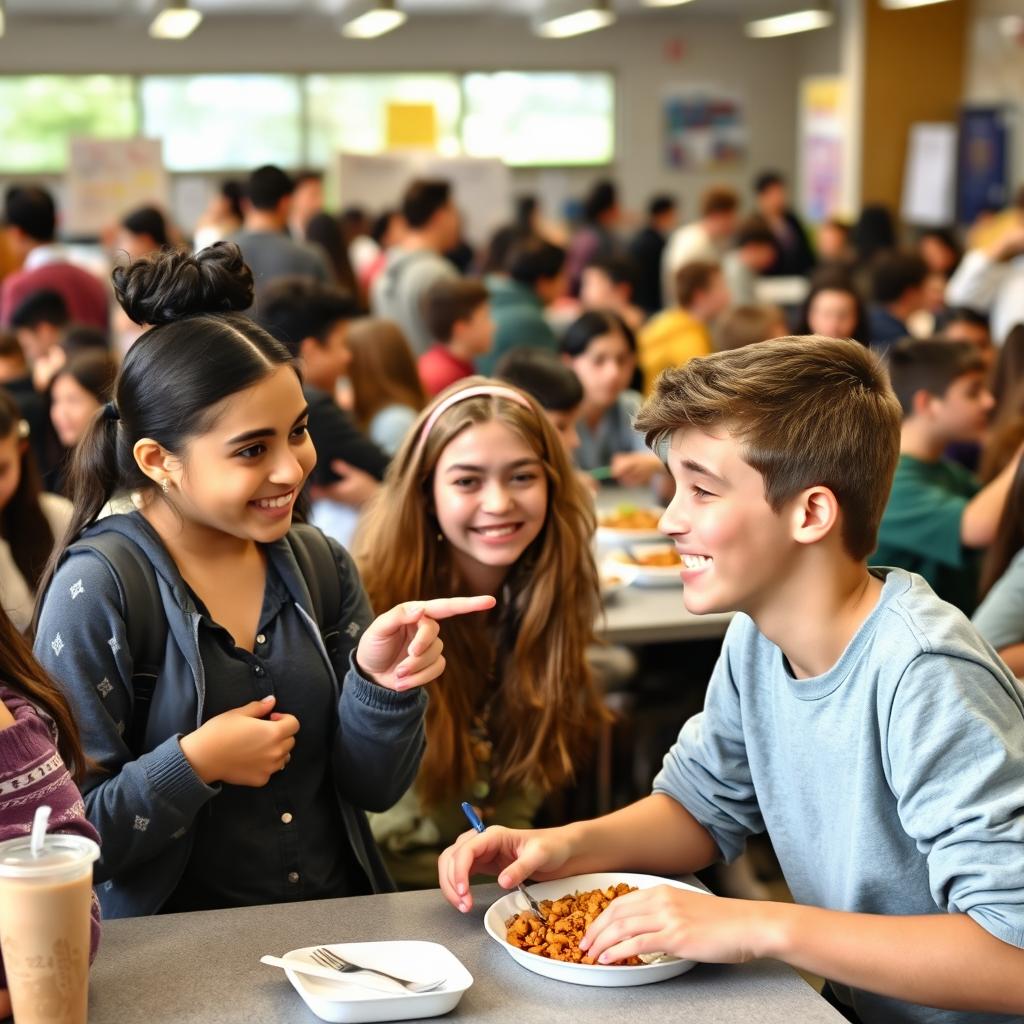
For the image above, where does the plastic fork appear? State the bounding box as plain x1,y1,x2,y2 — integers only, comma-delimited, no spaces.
310,947,446,993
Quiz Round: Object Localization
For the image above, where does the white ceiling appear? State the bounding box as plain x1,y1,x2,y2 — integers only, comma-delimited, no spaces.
7,0,798,18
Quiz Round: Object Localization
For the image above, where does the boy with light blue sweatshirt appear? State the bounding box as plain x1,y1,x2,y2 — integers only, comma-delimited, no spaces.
440,336,1024,1024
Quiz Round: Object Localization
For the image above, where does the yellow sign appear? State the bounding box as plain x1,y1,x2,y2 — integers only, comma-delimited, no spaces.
385,102,438,150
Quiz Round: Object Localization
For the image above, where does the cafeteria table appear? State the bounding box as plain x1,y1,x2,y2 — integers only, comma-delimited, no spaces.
87,883,845,1024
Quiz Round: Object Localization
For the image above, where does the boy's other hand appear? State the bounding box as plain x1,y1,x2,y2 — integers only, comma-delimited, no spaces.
438,825,575,912
580,884,775,966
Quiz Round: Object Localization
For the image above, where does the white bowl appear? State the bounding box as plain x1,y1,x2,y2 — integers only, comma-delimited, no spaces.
281,941,473,1023
600,561,639,602
484,872,707,987
596,523,666,549
605,545,683,589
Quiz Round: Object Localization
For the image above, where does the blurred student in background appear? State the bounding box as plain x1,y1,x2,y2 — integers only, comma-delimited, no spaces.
662,187,739,307
629,195,678,316
420,279,494,398
0,389,71,632
752,171,816,277
347,318,427,458
796,277,870,346
49,351,118,451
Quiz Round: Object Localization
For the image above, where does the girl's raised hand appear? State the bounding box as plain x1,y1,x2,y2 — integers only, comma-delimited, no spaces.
356,596,496,691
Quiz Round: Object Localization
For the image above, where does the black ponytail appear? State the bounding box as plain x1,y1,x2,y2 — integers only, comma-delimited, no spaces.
34,242,296,624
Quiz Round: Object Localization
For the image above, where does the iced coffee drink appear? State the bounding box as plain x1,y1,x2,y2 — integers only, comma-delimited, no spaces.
0,832,99,1024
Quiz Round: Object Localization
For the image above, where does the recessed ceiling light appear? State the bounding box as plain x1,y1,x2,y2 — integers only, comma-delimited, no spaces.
340,0,407,39
534,0,616,38
149,0,203,40
745,6,833,38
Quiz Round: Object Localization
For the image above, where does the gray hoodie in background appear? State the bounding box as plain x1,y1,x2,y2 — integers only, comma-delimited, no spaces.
370,246,458,355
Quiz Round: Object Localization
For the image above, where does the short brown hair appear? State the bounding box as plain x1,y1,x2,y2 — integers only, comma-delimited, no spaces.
634,336,902,560
887,338,987,417
674,260,720,308
423,278,489,344
701,186,739,218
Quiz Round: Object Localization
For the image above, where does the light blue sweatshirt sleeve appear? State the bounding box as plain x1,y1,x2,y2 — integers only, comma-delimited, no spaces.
972,546,1024,653
886,652,1024,948
369,404,418,458
651,615,765,863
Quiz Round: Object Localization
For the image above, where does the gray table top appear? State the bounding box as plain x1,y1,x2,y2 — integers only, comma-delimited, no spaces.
87,884,844,1024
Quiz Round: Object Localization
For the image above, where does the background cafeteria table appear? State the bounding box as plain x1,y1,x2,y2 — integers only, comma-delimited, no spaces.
86,883,845,1024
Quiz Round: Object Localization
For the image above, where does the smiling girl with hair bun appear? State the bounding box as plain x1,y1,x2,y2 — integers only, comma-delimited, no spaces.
33,242,493,917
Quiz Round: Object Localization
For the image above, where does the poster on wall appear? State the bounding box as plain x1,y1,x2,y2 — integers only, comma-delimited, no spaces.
958,106,1010,226
901,122,957,227
799,76,845,224
65,138,169,236
662,86,746,171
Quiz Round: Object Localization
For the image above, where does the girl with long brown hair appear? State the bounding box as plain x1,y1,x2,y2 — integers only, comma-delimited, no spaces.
346,318,427,456
357,378,607,888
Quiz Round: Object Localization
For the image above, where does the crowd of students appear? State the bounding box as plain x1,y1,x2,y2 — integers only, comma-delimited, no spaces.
0,160,1022,1024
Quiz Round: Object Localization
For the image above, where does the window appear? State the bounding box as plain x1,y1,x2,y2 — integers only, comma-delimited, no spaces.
140,74,302,172
305,74,462,166
0,76,136,173
461,72,614,167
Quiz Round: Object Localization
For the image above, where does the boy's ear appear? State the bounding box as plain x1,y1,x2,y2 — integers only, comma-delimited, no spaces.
911,387,937,418
297,335,321,363
789,485,840,547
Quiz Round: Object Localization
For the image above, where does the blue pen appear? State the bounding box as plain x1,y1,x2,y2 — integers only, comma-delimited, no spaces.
459,802,546,919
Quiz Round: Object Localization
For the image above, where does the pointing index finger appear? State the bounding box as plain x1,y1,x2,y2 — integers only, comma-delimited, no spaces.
420,595,496,620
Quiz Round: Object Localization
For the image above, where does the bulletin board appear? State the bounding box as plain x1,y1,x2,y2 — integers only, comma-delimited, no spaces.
65,137,169,236
335,152,511,246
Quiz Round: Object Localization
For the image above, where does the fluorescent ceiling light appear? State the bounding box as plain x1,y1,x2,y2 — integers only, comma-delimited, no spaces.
534,0,615,38
640,0,697,6
879,0,953,7
149,1,202,39
340,0,406,38
745,7,833,38
0,2,6,38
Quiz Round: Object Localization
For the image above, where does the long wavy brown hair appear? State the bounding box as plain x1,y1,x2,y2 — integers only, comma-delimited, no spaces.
356,377,607,808
346,318,427,433
0,604,88,783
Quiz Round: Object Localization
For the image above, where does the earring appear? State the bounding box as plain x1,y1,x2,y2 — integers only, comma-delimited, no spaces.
160,479,171,496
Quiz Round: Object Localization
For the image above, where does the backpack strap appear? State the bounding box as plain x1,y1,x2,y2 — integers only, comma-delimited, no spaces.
71,534,167,754
286,524,344,663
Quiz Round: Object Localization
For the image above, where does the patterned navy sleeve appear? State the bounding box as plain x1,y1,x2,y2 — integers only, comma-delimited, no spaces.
33,550,217,883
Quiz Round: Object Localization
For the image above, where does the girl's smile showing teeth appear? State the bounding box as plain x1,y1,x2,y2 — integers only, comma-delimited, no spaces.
682,553,713,570
470,523,523,540
251,489,295,514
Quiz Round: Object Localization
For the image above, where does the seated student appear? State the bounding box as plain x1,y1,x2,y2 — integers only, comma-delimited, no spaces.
495,347,584,457
356,379,608,889
347,318,428,457
419,279,495,398
561,311,663,487
256,276,390,506
230,165,330,302
721,218,779,306
0,603,101,1019
33,243,490,919
478,238,567,377
371,179,460,356
867,251,929,353
637,261,729,393
874,339,1023,614
579,254,646,333
0,390,71,632
0,332,60,483
979,325,1024,483
714,303,787,352
973,457,1024,674
117,205,171,262
441,336,1024,1024
0,186,109,331
629,195,678,317
816,216,856,274
941,307,994,369
10,288,72,393
50,350,118,451
796,276,870,346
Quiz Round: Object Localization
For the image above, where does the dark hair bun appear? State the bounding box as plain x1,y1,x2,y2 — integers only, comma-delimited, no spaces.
113,242,254,326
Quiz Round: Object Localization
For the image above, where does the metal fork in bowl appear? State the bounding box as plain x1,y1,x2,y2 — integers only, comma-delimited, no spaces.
310,947,446,993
